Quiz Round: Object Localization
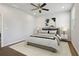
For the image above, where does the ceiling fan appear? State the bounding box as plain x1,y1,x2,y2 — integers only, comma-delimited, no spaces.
30,3,49,13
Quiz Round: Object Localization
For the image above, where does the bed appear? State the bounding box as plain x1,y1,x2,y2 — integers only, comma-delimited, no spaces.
26,27,61,52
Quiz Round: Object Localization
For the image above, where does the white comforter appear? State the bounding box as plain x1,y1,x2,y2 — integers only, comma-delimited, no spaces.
26,36,60,50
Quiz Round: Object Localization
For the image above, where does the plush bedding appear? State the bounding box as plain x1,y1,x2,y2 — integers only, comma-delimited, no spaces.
26,28,60,51
30,32,60,45
27,36,60,51
30,33,55,39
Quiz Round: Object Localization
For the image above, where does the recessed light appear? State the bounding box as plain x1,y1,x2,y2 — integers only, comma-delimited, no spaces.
62,6,65,9
34,13,36,15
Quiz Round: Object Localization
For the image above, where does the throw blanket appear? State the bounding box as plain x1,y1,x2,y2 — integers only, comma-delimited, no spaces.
30,33,60,45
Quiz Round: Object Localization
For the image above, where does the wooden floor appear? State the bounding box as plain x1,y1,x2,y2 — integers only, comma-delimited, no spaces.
68,41,78,56
0,39,78,56
0,46,25,56
0,39,25,56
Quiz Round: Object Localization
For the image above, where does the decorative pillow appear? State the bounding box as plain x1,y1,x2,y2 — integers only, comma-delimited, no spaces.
32,28,47,34
49,30,57,34
56,34,62,40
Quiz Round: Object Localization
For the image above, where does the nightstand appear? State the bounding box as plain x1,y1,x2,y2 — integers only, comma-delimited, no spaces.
61,34,68,41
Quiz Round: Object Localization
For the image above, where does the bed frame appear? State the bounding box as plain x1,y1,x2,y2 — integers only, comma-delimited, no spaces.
27,27,60,52
27,42,57,53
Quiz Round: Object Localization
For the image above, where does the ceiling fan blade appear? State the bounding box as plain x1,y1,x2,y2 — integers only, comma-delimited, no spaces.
40,3,47,8
30,3,38,7
38,3,40,7
39,10,41,13
42,8,49,11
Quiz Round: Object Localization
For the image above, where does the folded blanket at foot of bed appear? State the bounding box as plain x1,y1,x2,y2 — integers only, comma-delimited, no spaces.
30,33,60,45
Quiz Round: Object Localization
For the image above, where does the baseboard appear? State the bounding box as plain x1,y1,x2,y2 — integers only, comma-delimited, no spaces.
71,40,79,55
1,39,25,47
1,34,28,47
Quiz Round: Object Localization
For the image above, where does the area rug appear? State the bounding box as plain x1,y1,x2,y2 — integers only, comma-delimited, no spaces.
9,41,71,56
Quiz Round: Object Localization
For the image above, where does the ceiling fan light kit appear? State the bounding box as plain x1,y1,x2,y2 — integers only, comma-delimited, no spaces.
31,3,49,13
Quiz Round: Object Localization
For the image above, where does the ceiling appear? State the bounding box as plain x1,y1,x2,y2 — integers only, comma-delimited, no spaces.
3,3,73,16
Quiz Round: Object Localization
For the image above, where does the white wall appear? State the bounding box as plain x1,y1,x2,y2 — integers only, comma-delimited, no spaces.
71,4,79,55
35,11,70,29
0,5,35,47
55,12,70,29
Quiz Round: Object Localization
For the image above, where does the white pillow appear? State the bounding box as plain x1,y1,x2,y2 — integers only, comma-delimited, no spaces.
49,30,57,34
37,29,48,34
